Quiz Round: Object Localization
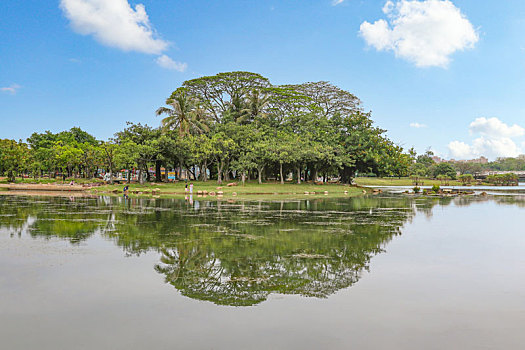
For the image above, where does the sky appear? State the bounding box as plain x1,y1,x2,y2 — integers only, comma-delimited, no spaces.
2,0,525,160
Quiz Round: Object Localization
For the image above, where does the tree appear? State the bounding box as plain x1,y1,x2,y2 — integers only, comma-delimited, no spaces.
0,139,30,182
156,87,210,137
432,163,457,180
100,141,117,183
459,174,474,185
183,71,271,123
114,123,161,184
210,132,236,184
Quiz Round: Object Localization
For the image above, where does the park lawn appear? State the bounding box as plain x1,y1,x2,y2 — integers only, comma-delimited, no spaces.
0,177,104,185
93,181,365,198
354,177,465,187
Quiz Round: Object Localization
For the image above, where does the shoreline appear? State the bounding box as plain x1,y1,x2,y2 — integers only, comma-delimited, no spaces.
0,182,369,199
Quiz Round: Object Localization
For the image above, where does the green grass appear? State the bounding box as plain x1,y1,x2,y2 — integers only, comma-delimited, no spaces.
93,181,366,198
0,177,104,185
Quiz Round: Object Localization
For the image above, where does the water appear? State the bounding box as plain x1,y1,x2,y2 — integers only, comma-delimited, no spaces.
367,182,525,196
1,194,524,349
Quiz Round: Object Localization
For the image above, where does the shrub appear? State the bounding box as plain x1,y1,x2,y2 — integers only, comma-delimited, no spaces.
413,186,421,194
431,184,440,193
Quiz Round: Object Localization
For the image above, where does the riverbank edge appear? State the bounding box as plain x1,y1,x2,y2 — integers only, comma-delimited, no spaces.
0,183,370,199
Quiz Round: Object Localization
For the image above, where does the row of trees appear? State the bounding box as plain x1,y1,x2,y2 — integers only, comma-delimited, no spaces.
486,173,519,186
1,72,414,184
486,155,525,172
408,151,458,180
0,128,117,182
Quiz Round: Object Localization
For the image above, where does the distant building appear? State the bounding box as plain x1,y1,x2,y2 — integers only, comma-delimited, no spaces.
448,156,488,164
471,156,488,164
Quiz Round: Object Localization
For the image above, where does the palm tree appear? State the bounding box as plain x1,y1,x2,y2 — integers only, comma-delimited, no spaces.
156,89,210,137
223,89,270,125
240,89,270,124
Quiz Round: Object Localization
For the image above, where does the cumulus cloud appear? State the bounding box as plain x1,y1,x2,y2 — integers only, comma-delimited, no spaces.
60,0,187,71
156,55,187,72
410,122,427,128
60,0,168,54
1,84,21,94
360,0,479,67
469,117,524,138
448,118,525,160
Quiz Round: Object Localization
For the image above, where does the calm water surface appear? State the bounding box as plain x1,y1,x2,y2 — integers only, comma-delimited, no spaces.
1,194,524,349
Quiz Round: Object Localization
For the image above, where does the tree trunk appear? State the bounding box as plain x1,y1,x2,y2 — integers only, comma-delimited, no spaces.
138,168,144,185
297,167,301,184
155,160,162,182
202,160,208,182
258,166,264,184
241,172,246,186
217,159,223,185
280,162,284,185
179,160,184,180
224,160,230,181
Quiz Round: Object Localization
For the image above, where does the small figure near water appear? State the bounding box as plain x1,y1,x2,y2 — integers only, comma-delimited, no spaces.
189,183,194,194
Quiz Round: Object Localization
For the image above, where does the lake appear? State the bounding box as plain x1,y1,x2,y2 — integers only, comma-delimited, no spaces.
1,194,524,349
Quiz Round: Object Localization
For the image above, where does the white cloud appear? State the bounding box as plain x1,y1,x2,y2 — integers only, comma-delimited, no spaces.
156,55,187,72
59,0,168,54
448,117,525,160
1,84,21,94
410,122,427,128
469,117,524,138
332,0,345,5
60,0,187,71
360,0,479,67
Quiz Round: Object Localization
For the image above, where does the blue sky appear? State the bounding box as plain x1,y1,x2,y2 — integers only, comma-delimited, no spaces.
2,0,525,160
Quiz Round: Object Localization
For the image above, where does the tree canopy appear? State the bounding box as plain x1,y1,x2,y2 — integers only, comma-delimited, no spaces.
1,71,414,184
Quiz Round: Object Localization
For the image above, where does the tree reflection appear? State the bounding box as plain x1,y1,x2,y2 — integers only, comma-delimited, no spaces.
0,194,479,306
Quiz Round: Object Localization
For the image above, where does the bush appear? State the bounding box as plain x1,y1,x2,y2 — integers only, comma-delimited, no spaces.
413,186,421,194
431,184,440,193
459,174,474,185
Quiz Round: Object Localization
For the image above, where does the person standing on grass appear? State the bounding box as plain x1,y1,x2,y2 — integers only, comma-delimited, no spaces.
185,183,188,194
189,183,193,194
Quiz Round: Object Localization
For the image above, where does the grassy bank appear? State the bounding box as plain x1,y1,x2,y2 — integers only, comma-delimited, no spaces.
93,181,365,199
0,177,104,185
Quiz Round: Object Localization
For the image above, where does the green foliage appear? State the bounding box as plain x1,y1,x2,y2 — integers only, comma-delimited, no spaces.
431,184,440,193
416,150,435,167
487,156,525,172
459,174,474,185
486,173,519,186
1,72,413,184
432,163,457,180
